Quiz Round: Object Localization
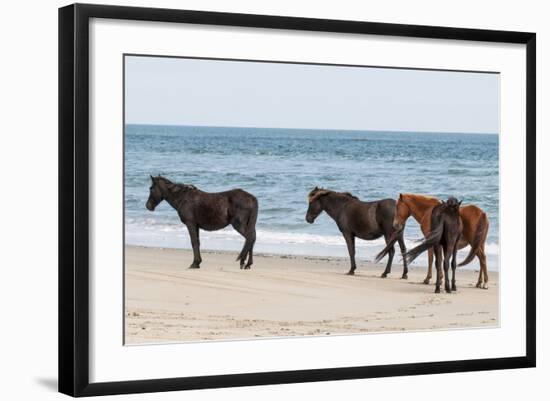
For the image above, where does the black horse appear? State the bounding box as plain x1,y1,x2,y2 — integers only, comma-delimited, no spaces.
403,197,463,293
146,176,258,269
305,187,408,278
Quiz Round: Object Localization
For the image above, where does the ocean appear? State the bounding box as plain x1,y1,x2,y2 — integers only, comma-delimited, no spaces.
125,124,499,270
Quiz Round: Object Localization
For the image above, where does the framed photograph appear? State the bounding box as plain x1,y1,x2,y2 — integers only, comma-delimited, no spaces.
59,3,536,397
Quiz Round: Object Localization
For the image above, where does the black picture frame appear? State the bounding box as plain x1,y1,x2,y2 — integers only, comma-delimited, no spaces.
59,3,536,397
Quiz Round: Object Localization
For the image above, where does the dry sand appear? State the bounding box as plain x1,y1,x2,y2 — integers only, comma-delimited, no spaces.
125,246,499,344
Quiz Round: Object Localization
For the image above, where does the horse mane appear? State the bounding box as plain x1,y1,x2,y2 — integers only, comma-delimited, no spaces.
400,193,441,204
156,176,197,193
308,187,358,203
342,192,358,199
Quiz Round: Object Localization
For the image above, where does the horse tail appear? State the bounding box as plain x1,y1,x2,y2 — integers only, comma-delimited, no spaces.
236,198,258,262
458,212,488,267
404,221,444,265
374,231,400,263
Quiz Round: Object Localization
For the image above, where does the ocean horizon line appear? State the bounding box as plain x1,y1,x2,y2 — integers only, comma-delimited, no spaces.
124,123,498,137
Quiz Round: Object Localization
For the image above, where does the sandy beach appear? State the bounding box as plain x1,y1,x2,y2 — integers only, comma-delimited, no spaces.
125,245,499,344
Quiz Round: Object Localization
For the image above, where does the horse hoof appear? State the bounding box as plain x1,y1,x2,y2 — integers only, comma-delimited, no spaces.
434,288,441,293
347,271,355,276
476,282,482,288
423,278,431,285
452,287,457,291
188,264,200,269
482,283,489,290
401,274,408,280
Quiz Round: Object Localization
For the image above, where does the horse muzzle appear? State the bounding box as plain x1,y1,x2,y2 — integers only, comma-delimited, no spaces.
305,215,314,224
145,201,155,211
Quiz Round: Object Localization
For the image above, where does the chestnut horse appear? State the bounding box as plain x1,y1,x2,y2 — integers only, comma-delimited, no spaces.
388,193,489,288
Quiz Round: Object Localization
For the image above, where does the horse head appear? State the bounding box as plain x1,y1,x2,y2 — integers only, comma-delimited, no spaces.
445,196,462,211
393,194,411,231
305,187,330,223
146,175,164,211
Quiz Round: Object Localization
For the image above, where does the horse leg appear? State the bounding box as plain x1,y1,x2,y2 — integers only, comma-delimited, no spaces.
186,224,201,268
434,245,442,293
397,234,408,279
443,245,452,293
243,204,258,269
451,242,458,291
381,235,395,278
423,248,434,284
244,229,256,269
420,215,433,284
231,216,256,269
344,233,356,275
231,220,248,269
476,247,489,289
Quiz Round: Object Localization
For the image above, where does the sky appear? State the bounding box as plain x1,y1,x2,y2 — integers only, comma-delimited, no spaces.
125,55,499,134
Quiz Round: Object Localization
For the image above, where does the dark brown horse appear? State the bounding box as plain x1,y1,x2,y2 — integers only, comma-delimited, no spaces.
146,176,258,269
305,187,408,278
390,193,489,288
404,197,463,293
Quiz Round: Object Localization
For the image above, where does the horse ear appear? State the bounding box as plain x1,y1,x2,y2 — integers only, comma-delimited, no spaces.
399,193,403,201
150,175,154,182
458,200,463,206
309,188,329,203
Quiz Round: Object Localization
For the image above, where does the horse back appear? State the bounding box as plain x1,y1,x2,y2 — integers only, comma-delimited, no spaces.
224,189,258,209
373,198,397,221
341,198,395,238
183,189,257,230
